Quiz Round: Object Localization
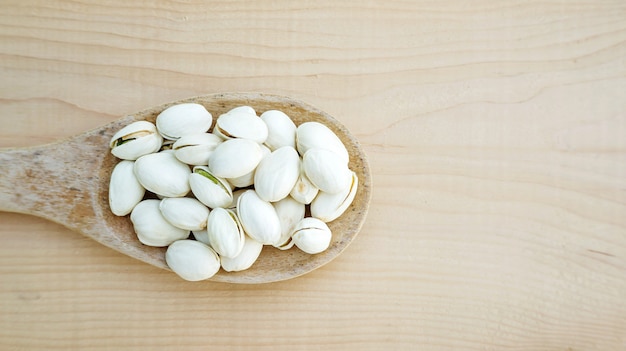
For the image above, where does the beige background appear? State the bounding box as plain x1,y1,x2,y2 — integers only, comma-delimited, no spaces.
1,0,626,349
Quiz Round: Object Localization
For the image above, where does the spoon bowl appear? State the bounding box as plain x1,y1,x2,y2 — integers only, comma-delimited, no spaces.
0,93,372,283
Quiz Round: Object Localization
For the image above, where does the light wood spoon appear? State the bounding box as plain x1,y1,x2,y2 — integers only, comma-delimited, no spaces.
0,93,372,283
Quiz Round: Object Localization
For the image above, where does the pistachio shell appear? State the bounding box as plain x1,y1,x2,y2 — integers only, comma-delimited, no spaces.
159,197,210,231
292,217,332,254
134,151,191,197
236,190,281,245
254,146,300,202
296,122,349,163
273,196,305,249
191,230,211,246
209,138,263,179
302,148,352,194
289,163,319,205
311,171,358,222
110,121,163,160
213,108,268,143
207,208,245,258
109,160,145,216
189,166,233,209
260,110,296,151
220,235,263,272
165,240,220,281
226,189,248,209
173,133,222,165
130,200,189,247
226,144,271,188
156,103,212,140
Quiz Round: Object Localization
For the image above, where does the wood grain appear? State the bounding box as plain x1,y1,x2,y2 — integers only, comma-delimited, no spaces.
1,0,625,349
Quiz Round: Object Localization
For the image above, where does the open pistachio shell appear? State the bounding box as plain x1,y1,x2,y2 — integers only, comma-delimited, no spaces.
273,196,305,249
110,121,163,160
236,190,281,245
207,208,245,258
109,160,145,216
156,103,213,140
311,171,358,222
172,133,222,166
213,108,268,143
130,200,189,247
189,166,233,209
291,217,332,254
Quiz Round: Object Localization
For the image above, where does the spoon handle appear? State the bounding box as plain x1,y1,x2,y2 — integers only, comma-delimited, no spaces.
0,135,105,226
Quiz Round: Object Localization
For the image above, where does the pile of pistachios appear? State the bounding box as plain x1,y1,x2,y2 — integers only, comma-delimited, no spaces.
108,103,358,281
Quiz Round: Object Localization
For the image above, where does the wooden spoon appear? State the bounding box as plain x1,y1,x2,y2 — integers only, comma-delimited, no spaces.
0,93,372,283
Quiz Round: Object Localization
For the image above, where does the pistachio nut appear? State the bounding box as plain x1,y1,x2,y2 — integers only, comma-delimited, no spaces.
311,171,358,222
226,189,248,209
291,217,332,254
302,148,352,194
296,121,349,164
109,160,145,216
226,144,271,188
236,190,281,245
220,235,263,272
110,121,163,160
191,230,211,246
165,240,220,281
254,146,300,202
260,110,296,151
208,138,263,179
289,163,319,205
133,150,191,197
159,197,210,231
130,200,189,247
189,166,233,209
156,103,213,140
172,133,223,165
272,196,305,250
213,107,268,143
207,208,245,258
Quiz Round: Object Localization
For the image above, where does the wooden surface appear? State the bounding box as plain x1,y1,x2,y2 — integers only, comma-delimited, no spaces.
1,0,625,349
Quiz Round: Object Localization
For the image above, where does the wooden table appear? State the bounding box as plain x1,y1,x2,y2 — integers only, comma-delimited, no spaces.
1,1,625,349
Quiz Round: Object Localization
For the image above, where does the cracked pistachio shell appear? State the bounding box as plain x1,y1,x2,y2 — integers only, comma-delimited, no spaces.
289,163,319,205
109,160,145,216
227,144,271,188
134,151,191,197
130,200,189,247
237,190,281,245
110,121,163,160
172,133,222,165
166,240,220,281
296,122,349,164
209,138,263,179
159,197,210,231
254,146,300,202
213,107,268,143
220,234,263,272
189,166,233,209
311,171,358,222
207,208,245,258
292,217,332,254
273,196,305,249
260,110,296,151
156,103,213,140
302,148,352,194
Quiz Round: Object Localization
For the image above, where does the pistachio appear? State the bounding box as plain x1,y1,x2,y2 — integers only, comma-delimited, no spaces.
220,235,263,272
159,197,210,231
226,144,271,188
133,151,191,197
302,148,352,194
273,196,305,250
296,121,349,163
191,230,211,246
291,217,332,254
236,190,281,245
109,160,145,216
156,103,212,140
165,240,221,281
311,171,358,222
208,138,263,179
254,146,300,202
189,166,233,208
207,208,245,258
130,200,189,247
172,133,222,165
213,107,268,143
289,163,319,205
110,121,163,160
260,110,296,151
